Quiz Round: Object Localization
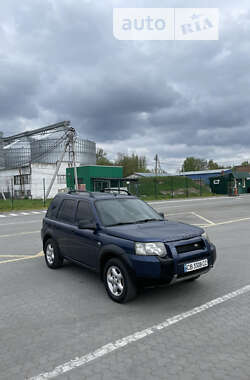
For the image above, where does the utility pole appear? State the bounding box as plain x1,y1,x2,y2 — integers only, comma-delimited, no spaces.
68,129,78,191
154,154,159,176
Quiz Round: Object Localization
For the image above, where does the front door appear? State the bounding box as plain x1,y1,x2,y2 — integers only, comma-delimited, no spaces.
73,200,101,269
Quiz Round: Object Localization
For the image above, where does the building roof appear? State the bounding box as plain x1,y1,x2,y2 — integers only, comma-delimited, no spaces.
179,169,231,176
125,172,168,179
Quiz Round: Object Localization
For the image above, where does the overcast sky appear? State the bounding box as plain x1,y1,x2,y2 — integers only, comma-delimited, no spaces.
1,1,250,172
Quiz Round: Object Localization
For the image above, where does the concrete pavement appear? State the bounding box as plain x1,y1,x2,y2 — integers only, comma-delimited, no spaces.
0,196,250,380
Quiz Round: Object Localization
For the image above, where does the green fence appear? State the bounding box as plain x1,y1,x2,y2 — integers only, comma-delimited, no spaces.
128,176,212,200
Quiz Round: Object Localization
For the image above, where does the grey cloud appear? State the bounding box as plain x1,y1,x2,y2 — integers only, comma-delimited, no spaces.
1,1,250,170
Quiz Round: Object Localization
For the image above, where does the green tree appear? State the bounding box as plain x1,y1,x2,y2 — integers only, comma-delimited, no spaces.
240,161,249,167
96,148,113,165
181,157,224,172
181,157,207,172
207,160,220,170
115,153,149,177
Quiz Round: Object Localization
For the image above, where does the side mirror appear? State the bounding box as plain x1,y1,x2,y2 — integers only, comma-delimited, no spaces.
159,212,165,219
78,220,97,230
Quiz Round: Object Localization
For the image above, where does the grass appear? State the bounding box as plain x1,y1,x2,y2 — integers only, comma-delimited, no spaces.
0,176,215,211
129,176,214,201
0,199,52,212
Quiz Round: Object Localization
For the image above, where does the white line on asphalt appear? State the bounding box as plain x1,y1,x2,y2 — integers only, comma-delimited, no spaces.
28,284,250,380
0,215,6,218
0,230,40,238
0,219,42,226
9,213,18,216
148,196,243,205
191,212,215,225
206,217,250,228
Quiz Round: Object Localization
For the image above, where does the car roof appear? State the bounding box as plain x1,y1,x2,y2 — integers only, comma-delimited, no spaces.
55,191,136,201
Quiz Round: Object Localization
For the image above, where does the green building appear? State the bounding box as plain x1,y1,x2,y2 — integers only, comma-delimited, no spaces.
210,171,250,195
66,165,123,191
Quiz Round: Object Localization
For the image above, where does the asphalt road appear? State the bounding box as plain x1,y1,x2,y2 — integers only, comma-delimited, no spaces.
1,196,250,380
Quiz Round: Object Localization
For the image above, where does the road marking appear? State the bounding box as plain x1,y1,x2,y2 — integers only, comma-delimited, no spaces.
0,230,40,238
149,196,244,206
191,212,215,225
29,284,250,380
0,251,43,265
206,217,250,228
0,210,45,218
0,254,31,258
0,219,42,226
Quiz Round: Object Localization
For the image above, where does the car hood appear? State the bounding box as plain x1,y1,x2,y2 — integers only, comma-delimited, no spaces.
103,220,203,242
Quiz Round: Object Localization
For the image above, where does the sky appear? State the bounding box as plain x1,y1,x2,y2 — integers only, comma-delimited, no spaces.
1,1,250,172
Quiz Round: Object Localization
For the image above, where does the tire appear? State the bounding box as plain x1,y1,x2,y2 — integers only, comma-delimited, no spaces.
44,238,64,269
103,258,137,303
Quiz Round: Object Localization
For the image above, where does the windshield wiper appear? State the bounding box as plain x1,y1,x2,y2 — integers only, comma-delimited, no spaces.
135,218,163,223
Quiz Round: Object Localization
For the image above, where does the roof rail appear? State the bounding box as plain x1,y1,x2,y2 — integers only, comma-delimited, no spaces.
67,190,95,198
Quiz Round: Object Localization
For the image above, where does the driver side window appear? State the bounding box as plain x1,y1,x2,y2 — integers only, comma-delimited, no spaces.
76,201,94,224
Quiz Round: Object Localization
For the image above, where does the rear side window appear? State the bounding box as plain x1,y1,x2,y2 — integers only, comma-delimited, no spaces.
46,196,61,219
57,199,77,224
76,201,94,224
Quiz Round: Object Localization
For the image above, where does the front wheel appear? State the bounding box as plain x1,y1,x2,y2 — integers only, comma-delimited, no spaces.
44,239,64,269
103,258,137,303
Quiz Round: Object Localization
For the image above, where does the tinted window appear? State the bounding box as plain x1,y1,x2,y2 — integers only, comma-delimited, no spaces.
57,199,77,224
46,196,61,219
76,201,94,224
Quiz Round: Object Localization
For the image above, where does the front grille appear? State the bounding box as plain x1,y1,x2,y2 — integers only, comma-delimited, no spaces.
176,239,205,254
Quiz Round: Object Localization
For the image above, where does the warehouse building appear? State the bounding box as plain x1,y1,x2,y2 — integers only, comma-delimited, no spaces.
179,169,232,185
0,133,96,199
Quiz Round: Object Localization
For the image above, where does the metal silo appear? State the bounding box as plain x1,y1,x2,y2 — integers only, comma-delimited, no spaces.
31,137,96,165
75,139,96,165
31,138,66,164
4,139,31,169
0,132,4,169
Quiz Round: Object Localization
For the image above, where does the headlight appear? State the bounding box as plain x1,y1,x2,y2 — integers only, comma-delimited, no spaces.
135,242,167,257
202,232,211,243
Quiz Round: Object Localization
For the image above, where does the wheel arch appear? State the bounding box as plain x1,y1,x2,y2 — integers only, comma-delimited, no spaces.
99,245,135,281
43,234,52,250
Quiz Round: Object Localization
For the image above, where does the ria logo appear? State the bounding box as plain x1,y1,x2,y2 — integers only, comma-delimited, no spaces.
181,13,214,35
113,8,219,41
175,8,219,40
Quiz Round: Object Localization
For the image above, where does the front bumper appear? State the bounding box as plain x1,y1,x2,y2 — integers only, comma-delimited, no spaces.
130,239,217,285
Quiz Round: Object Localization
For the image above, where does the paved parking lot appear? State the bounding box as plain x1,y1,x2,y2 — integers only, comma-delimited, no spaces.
1,196,250,380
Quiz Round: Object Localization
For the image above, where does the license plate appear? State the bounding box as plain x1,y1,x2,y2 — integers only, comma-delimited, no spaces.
184,258,208,273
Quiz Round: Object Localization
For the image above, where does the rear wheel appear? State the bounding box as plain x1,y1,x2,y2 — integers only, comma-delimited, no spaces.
44,239,64,269
103,258,137,303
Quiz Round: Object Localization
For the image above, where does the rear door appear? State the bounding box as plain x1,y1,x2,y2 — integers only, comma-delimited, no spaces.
54,199,78,259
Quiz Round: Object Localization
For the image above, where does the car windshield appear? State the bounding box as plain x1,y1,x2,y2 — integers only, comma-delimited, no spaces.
95,198,163,227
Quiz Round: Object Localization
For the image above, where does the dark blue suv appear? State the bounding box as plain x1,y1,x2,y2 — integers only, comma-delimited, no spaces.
41,191,217,303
